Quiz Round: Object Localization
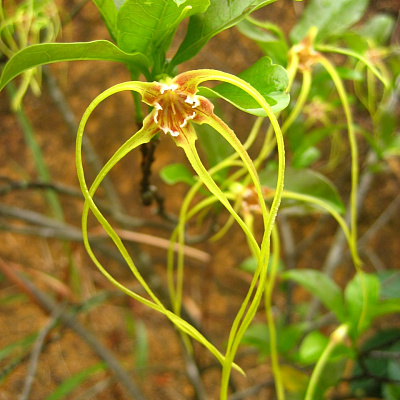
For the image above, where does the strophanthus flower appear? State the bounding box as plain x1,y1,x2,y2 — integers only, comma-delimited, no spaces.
76,69,285,398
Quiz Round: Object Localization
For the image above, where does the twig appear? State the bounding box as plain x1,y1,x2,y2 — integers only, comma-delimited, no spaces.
19,308,64,400
115,229,210,263
0,177,170,230
0,177,83,197
0,203,208,262
0,257,147,400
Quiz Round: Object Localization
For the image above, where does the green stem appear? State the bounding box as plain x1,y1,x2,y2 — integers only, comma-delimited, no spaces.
184,70,285,400
316,45,389,87
75,81,242,372
317,57,359,264
265,225,285,400
281,69,311,134
317,57,365,333
305,324,348,400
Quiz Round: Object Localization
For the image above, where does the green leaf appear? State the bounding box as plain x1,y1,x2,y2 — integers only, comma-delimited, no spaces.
236,19,288,66
290,0,369,43
241,323,270,357
281,269,345,321
92,0,119,42
116,0,209,60
198,56,289,115
299,330,328,364
0,41,150,90
344,272,380,336
242,321,306,358
370,299,400,319
45,363,107,400
259,166,345,214
171,0,277,67
315,356,348,396
351,329,400,396
160,163,196,185
358,14,396,45
384,384,400,400
239,256,259,274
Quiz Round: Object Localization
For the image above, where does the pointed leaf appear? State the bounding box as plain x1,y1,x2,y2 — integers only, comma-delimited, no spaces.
171,0,277,66
92,0,119,41
198,56,289,114
290,0,369,43
236,19,288,66
281,269,345,321
0,41,150,90
116,0,209,58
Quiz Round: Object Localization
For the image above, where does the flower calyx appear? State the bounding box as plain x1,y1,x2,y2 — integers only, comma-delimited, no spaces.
141,76,213,138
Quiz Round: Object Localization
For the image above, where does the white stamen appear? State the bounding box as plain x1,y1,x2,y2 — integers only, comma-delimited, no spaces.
185,94,200,108
153,102,162,124
160,83,178,94
180,111,196,128
161,126,179,137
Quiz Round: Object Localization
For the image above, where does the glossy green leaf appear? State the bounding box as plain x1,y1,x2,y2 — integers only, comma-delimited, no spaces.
259,166,345,214
171,0,277,67
116,0,209,59
160,163,196,186
45,363,107,400
290,0,369,43
0,41,150,90
92,0,119,41
199,56,289,115
281,269,345,321
344,272,380,336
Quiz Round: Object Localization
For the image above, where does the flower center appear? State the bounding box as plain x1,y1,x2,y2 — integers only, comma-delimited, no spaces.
153,83,200,137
